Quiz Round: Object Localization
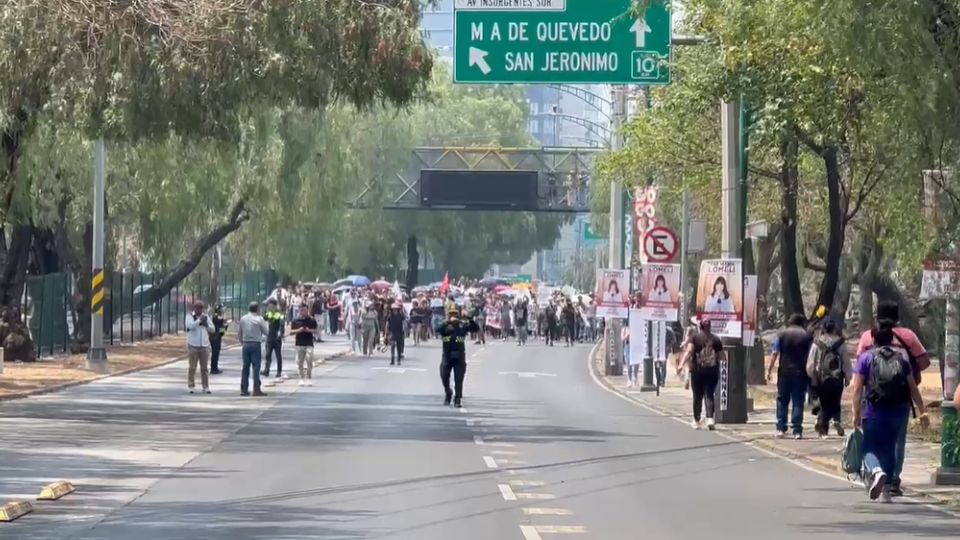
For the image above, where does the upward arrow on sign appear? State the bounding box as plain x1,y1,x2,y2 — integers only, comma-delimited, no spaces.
630,18,651,48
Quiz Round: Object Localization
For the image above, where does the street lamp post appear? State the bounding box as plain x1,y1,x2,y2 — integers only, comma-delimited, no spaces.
87,139,108,372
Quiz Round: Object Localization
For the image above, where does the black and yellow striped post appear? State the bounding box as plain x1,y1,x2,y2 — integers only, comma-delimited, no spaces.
87,139,108,369
91,269,105,317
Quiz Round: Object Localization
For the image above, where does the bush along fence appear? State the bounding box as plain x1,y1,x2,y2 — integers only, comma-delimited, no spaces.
23,269,279,359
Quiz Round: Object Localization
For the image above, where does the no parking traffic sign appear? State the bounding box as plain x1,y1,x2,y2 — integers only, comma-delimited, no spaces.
643,226,678,263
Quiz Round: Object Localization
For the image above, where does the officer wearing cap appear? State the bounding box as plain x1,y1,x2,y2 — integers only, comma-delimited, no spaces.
436,305,479,408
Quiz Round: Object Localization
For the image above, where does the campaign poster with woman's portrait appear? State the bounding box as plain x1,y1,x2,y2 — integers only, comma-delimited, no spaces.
640,263,680,321
595,269,630,319
696,259,743,338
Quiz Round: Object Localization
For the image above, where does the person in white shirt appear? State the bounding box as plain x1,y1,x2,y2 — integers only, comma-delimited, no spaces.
238,302,270,396
185,301,212,395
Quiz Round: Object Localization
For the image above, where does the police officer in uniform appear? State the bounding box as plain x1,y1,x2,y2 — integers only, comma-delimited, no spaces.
437,306,479,408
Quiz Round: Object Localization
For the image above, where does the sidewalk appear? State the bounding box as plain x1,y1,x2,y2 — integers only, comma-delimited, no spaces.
590,349,960,506
0,334,352,531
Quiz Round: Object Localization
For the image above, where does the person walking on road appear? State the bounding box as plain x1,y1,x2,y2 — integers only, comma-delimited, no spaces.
680,320,723,430
851,320,929,502
386,301,407,365
768,314,813,439
855,300,930,496
561,299,577,347
326,293,341,335
262,299,286,381
291,304,318,387
437,306,479,408
515,298,530,346
209,304,230,375
238,302,269,396
185,301,212,395
806,317,850,438
361,302,380,356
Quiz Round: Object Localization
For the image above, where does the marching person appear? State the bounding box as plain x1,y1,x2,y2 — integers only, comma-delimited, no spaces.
209,303,230,375
238,302,269,397
361,301,380,356
767,314,813,439
437,306,479,408
386,301,407,365
185,301,212,394
291,303,318,387
515,297,530,346
262,299,286,381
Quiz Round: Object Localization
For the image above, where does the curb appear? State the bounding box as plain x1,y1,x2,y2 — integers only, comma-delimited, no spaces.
0,343,353,403
587,346,960,508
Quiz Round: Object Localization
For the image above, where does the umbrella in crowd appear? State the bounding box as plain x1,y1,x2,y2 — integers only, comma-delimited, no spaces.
347,275,371,287
411,285,430,295
479,276,510,288
370,280,392,292
493,284,513,294
333,278,353,288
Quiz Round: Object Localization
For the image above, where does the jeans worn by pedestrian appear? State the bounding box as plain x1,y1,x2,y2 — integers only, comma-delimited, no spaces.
892,411,909,488
776,376,807,435
814,379,843,435
862,408,910,487
210,335,223,372
241,343,263,394
390,332,405,362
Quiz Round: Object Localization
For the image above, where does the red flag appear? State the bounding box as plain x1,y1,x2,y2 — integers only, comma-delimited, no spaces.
440,272,450,294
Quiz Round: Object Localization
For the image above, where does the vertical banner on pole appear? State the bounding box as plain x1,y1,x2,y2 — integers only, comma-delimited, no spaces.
742,275,758,346
628,309,648,366
595,269,630,319
696,259,744,338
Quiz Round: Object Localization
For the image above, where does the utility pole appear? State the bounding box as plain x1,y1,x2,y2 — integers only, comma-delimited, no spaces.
680,189,690,327
717,101,747,423
640,88,656,392
605,86,628,377
87,139,108,372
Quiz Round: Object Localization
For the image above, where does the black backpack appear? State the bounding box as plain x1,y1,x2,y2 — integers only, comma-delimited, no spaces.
813,338,844,386
865,346,911,408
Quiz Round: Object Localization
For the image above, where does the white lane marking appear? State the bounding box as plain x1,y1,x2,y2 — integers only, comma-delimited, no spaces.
520,525,543,540
510,480,545,487
371,367,427,374
499,371,557,378
584,343,960,518
498,483,517,501
522,507,572,516
492,450,519,456
517,492,555,500
483,456,499,469
534,525,587,533
460,407,469,414
474,435,485,445
466,418,477,426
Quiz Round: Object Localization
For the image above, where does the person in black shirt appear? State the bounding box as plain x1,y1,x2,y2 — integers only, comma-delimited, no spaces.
515,298,530,346
680,320,725,430
561,300,577,347
767,313,814,439
436,307,480,408
261,299,286,379
291,304,318,386
210,304,230,374
385,302,407,365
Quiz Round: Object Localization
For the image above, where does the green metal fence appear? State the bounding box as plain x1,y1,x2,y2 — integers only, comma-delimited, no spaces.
24,268,278,358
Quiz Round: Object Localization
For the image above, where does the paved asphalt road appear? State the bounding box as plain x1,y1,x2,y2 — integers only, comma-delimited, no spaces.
3,337,959,539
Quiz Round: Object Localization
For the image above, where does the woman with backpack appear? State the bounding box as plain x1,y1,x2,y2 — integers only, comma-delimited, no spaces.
851,320,929,503
680,320,724,430
806,317,851,438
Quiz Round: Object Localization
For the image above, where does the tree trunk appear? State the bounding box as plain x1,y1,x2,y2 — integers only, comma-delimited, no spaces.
406,234,419,291
755,224,781,330
139,199,251,308
0,224,33,307
815,148,846,312
858,239,884,332
779,138,804,317
209,244,222,306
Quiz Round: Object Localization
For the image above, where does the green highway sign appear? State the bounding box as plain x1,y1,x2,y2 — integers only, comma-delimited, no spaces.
583,222,606,242
453,0,671,85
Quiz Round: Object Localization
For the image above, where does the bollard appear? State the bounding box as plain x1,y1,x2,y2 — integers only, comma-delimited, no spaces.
0,346,4,375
